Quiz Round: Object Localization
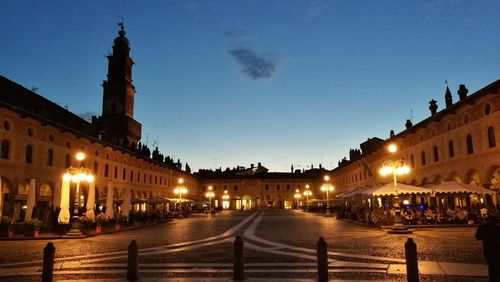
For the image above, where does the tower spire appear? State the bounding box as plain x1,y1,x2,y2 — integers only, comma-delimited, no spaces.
94,24,142,149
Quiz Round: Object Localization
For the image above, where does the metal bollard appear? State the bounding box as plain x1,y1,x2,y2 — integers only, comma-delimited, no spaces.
127,240,139,281
233,236,244,280
405,238,419,282
317,237,328,282
42,242,55,282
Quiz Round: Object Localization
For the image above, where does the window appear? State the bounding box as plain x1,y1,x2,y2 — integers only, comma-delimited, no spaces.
466,134,474,154
265,185,269,191
137,172,140,182
25,144,33,164
143,173,146,183
488,127,496,148
94,162,98,174
114,166,118,179
276,185,280,190
27,128,33,137
421,151,426,166
3,121,11,131
433,146,439,162
410,154,414,168
65,153,71,168
104,164,109,177
286,185,290,190
47,149,53,166
130,170,134,182
234,186,238,191
484,103,492,115
0,140,9,159
123,168,126,180
449,141,455,158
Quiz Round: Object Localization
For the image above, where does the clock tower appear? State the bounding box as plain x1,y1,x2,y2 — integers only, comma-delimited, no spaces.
96,23,142,148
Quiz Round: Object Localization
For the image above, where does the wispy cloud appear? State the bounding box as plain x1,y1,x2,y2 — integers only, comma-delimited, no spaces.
420,0,464,9
229,49,276,80
304,0,331,21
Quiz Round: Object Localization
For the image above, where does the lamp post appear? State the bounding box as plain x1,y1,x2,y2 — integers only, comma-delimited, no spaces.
222,190,230,210
65,152,94,237
205,186,215,210
294,189,302,209
174,178,187,211
321,175,334,216
303,184,312,211
379,144,412,234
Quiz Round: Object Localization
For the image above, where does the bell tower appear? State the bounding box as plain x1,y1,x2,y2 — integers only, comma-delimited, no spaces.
97,23,141,148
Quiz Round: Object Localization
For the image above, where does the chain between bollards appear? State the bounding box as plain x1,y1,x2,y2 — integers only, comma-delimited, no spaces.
127,240,139,281
41,242,55,282
405,238,419,282
317,237,328,282
233,235,244,280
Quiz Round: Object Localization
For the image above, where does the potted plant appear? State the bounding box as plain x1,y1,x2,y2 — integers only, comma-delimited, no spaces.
23,219,41,237
95,213,109,234
114,215,126,230
79,216,94,235
0,216,14,237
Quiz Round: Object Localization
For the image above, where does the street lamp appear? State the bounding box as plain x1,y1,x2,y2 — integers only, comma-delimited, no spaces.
205,186,215,210
379,143,412,234
294,189,302,209
321,175,334,216
64,152,94,237
303,184,312,211
174,178,187,211
222,190,230,210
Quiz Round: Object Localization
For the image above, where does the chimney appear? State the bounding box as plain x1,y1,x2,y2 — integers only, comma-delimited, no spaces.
405,119,413,129
258,162,262,167
445,86,453,108
390,130,395,138
429,99,438,115
458,84,468,101
250,163,255,169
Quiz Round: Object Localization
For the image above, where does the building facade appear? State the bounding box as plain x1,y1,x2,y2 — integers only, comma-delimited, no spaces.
0,26,200,222
331,82,500,208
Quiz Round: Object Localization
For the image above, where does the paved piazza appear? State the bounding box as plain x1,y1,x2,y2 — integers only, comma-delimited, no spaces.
0,210,489,281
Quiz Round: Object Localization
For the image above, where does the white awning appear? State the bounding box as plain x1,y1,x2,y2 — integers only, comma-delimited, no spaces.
429,181,495,195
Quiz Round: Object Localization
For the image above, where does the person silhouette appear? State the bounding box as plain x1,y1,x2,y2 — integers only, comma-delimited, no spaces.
475,215,500,282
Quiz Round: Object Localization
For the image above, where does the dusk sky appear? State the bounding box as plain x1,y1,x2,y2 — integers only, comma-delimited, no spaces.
1,1,499,172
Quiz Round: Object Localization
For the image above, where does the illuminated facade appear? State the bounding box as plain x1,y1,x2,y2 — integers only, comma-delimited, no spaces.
196,164,325,210
0,26,199,222
331,82,500,207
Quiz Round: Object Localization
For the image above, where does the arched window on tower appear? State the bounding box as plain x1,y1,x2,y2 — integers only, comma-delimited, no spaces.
466,134,474,154
0,139,9,159
448,140,455,158
488,127,496,148
47,149,53,166
25,144,33,164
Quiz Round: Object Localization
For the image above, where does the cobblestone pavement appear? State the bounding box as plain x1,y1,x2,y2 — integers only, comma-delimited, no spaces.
0,210,489,281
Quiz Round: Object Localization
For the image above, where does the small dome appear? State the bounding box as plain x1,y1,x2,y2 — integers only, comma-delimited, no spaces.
113,24,129,46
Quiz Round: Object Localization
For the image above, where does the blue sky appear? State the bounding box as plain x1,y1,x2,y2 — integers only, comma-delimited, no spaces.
1,1,499,172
